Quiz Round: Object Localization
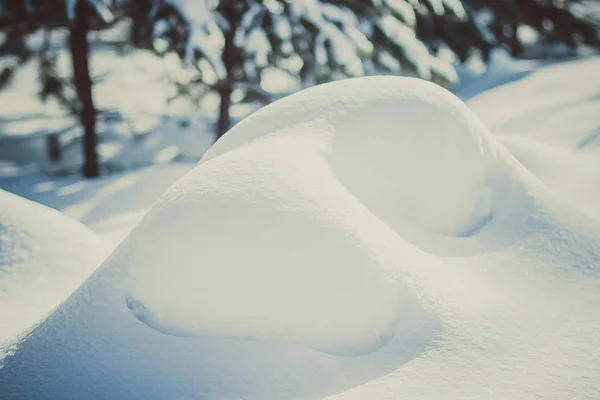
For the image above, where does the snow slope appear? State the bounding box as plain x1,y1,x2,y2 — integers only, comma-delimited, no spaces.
1,76,600,399
0,190,108,346
468,56,600,220
0,164,193,247
453,48,541,100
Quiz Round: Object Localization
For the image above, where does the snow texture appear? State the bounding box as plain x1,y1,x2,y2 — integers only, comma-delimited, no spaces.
1,72,600,399
0,190,107,346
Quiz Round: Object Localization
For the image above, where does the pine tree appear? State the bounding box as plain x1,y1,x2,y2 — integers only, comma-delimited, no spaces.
149,0,598,139
464,0,600,57
69,0,100,177
150,0,483,138
2,0,599,150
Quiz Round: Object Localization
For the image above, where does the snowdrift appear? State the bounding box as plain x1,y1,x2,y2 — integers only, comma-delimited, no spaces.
0,190,107,346
1,77,600,399
0,164,194,248
468,56,600,221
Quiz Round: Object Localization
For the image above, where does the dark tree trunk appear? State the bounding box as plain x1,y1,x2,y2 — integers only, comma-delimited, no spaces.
47,133,61,162
508,24,523,57
217,85,232,139
130,1,153,49
216,28,235,140
69,0,99,178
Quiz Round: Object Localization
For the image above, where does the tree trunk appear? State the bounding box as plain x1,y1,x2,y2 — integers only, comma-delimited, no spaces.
130,2,153,49
69,0,99,178
47,133,61,162
217,85,232,140
508,24,523,57
216,28,235,140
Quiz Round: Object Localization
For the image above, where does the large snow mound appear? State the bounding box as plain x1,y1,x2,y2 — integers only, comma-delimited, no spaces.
2,76,600,399
125,77,505,356
0,190,107,346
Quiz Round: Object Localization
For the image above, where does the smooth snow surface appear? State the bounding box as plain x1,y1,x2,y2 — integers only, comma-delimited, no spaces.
469,56,600,220
126,77,504,357
0,190,107,346
0,164,194,247
2,75,600,399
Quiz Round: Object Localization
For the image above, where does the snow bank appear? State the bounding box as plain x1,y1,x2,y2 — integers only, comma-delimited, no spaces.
468,56,600,145
468,56,600,219
0,164,194,247
453,48,542,100
2,76,600,399
0,190,107,346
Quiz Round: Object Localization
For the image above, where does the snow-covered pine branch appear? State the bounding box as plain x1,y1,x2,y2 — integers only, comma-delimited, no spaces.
153,0,469,89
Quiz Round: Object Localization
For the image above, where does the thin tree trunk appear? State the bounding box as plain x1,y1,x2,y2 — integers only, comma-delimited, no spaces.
217,85,232,139
130,1,153,49
216,28,235,140
69,0,99,178
47,133,61,162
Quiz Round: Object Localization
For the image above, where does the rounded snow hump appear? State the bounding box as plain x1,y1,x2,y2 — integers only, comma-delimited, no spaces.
2,76,600,400
0,190,107,346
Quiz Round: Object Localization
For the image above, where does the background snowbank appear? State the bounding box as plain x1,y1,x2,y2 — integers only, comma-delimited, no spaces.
469,56,600,220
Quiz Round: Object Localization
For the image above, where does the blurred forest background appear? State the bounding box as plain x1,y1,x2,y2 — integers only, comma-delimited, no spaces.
0,0,599,177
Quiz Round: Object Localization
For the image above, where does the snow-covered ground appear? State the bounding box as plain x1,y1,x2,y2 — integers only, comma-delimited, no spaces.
1,55,599,399
0,43,252,174
0,163,194,246
0,190,108,345
469,56,600,221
